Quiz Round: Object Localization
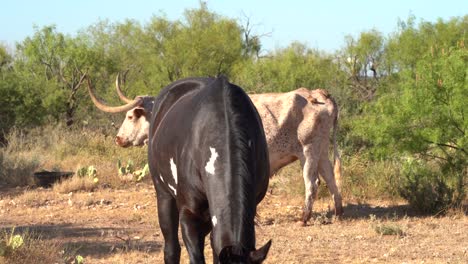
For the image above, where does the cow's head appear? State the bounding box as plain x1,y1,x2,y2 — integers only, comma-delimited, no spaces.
87,75,153,147
218,240,272,264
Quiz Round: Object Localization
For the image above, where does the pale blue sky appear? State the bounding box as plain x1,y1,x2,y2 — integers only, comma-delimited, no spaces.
1,0,466,53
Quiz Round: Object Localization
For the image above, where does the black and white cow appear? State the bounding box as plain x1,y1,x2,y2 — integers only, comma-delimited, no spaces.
87,76,272,263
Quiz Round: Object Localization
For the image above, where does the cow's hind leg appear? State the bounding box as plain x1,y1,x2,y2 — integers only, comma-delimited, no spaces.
180,208,211,264
319,155,343,216
156,187,181,264
299,146,320,225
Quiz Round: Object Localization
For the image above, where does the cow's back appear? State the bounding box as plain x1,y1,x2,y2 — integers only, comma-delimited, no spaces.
149,76,270,210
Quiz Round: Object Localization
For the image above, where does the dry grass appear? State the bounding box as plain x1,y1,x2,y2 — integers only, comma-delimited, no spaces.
0,153,39,186
0,228,73,264
0,125,147,189
52,175,97,194
341,154,401,201
1,183,466,264
1,127,467,263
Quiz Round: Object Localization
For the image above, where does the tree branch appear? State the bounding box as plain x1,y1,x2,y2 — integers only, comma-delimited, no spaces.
423,139,467,155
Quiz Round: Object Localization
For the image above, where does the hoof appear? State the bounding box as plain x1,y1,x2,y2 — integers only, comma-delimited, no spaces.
296,220,307,227
335,207,344,217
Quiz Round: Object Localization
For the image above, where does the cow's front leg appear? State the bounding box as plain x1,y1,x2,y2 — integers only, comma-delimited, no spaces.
319,155,343,216
299,147,320,225
180,208,211,264
156,188,181,264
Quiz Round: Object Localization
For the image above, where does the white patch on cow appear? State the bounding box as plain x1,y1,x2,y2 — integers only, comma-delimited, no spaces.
170,158,178,184
315,178,320,185
211,215,218,227
159,174,165,183
205,147,219,174
168,184,177,195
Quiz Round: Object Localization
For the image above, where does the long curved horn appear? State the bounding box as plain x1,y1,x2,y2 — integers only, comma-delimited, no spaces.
115,73,133,103
87,77,142,113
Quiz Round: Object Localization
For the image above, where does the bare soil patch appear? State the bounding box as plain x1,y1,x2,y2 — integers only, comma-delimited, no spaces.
1,184,466,263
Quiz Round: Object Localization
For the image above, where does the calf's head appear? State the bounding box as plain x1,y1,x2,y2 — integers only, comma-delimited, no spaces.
87,75,153,147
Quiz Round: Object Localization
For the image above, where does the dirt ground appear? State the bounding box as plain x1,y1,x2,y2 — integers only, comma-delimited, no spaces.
0,183,466,264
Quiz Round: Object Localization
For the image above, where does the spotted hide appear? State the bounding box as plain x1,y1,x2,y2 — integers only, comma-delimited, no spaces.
250,88,343,223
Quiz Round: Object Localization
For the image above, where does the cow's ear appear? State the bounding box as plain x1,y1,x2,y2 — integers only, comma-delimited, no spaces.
307,95,318,103
133,107,146,118
249,240,272,263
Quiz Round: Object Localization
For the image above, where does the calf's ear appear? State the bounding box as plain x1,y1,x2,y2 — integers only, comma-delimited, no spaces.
249,240,272,263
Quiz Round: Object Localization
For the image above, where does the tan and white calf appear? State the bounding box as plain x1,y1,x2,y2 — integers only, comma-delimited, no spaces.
250,88,343,223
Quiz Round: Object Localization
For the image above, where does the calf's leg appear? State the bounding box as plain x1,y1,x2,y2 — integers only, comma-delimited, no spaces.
299,146,320,224
318,155,343,216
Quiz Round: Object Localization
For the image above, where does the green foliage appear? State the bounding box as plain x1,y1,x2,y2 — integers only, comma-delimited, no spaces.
369,214,405,236
76,165,98,183
0,44,12,68
9,235,24,250
399,158,463,214
117,159,149,182
81,2,246,102
337,29,384,103
0,228,72,263
385,15,467,74
76,167,87,177
14,25,110,126
233,42,342,94
87,165,97,178
75,255,84,264
163,3,244,79
354,43,467,159
134,163,150,182
0,228,24,257
349,16,467,211
341,155,401,200
0,71,49,134
374,224,405,236
117,159,133,176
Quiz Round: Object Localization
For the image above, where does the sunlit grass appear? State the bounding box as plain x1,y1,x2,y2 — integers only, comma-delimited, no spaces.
0,125,147,189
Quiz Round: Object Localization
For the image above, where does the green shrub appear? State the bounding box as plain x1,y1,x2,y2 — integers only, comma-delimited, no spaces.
374,223,405,236
341,154,401,201
117,159,150,182
399,158,464,214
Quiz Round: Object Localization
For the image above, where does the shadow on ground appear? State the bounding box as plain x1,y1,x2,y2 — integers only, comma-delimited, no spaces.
341,202,468,220
0,224,162,257
341,203,416,220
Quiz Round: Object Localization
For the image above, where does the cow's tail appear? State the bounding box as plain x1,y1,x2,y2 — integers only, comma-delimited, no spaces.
332,99,342,192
